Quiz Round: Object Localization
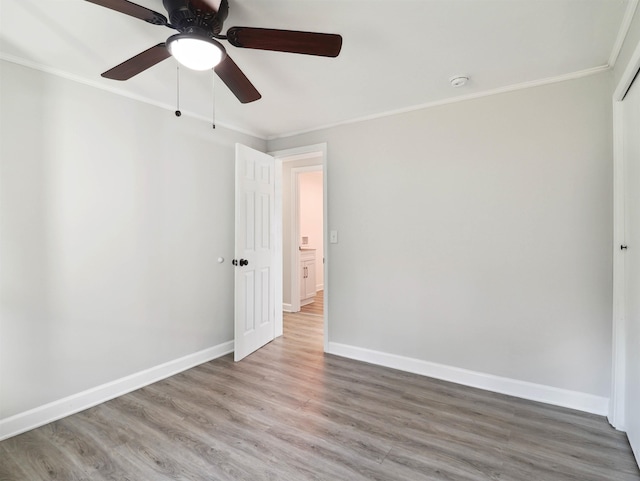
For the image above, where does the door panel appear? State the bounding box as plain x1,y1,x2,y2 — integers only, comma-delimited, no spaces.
623,76,640,462
235,144,276,361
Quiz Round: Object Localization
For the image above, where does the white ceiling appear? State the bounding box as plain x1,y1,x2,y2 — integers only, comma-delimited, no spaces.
0,0,633,139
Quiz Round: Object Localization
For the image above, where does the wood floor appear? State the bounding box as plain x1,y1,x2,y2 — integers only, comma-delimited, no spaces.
1,303,639,480
300,290,324,316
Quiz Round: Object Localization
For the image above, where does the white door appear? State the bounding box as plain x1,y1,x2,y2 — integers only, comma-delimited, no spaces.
234,144,276,361
623,77,640,460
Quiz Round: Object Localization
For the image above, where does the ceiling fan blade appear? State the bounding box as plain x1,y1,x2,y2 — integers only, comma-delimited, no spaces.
85,0,169,26
214,55,261,103
226,27,342,57
102,44,171,80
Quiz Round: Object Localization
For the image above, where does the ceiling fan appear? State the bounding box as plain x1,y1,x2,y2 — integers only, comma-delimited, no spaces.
85,0,343,103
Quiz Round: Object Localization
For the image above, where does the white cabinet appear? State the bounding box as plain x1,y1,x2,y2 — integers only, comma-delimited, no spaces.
300,249,317,306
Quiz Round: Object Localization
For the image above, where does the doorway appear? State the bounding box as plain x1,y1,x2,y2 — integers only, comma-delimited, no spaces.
621,73,640,463
612,43,640,466
270,144,328,351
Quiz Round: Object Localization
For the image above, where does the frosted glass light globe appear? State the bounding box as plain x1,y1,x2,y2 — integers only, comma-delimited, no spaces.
167,35,225,71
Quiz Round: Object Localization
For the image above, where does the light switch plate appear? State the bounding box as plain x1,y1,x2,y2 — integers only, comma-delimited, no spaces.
330,230,338,244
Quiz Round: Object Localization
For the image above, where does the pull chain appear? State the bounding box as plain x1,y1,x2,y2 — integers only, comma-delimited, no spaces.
175,65,182,117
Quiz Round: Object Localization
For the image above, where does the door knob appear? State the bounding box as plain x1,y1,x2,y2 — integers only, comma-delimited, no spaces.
239,259,249,266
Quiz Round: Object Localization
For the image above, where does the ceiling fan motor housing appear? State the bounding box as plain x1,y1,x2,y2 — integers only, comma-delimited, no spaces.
162,0,228,36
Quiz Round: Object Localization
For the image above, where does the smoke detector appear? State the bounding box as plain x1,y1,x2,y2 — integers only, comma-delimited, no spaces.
449,75,469,88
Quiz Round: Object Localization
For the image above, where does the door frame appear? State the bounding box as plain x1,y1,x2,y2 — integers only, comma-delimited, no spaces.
610,34,640,430
270,143,329,352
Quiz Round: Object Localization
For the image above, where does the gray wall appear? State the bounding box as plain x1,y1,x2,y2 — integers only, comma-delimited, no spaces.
0,58,616,423
0,60,265,419
269,71,614,397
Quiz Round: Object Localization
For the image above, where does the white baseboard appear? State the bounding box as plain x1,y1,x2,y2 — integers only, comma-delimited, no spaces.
283,303,294,312
327,342,609,416
0,341,234,441
316,283,324,292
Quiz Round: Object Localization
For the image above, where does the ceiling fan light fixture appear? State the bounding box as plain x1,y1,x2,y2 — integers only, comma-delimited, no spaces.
167,33,226,71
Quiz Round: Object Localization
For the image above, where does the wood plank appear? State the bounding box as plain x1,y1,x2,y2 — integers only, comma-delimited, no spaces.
0,306,638,480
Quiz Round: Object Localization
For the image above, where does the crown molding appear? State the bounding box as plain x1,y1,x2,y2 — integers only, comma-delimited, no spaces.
609,0,640,68
268,65,611,141
1,53,611,143
0,53,266,140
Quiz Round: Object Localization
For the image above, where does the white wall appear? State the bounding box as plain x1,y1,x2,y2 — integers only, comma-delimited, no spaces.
0,60,265,421
299,171,324,290
269,71,614,400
